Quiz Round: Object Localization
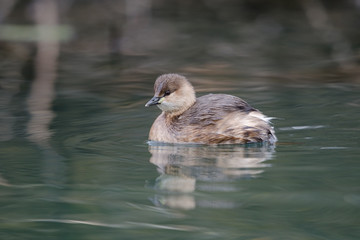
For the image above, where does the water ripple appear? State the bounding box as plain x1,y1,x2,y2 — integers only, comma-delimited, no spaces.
279,125,325,131
22,219,204,232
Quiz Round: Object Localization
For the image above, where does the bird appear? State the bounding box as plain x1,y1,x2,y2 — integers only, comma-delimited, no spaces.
145,73,277,145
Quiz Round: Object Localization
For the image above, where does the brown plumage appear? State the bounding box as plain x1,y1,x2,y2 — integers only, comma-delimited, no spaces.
145,74,277,144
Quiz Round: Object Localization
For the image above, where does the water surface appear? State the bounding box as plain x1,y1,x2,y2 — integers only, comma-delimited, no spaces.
1,1,360,239
1,74,359,239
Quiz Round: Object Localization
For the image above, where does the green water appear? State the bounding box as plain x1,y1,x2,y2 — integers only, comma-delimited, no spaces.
1,1,360,239
1,74,359,239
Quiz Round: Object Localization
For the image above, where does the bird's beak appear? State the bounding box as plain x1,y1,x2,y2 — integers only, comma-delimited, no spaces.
145,96,164,107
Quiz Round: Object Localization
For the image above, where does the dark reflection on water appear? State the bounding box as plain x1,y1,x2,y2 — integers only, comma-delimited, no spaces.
148,143,274,209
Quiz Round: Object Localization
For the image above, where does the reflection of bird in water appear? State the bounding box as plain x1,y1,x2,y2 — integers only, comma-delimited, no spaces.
148,144,275,209
145,74,277,144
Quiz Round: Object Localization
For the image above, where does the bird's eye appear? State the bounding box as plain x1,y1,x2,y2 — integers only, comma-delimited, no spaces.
164,90,171,96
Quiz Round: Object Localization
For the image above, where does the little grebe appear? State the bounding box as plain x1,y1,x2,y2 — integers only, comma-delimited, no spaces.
145,74,277,144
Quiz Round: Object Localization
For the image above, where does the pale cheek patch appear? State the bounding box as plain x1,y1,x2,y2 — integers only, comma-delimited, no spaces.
158,97,165,104
157,100,178,112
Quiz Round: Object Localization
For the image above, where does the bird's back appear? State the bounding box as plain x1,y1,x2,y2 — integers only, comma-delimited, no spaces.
168,94,276,144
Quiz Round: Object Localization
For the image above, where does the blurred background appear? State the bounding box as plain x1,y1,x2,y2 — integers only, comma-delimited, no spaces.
1,0,360,83
0,1,360,239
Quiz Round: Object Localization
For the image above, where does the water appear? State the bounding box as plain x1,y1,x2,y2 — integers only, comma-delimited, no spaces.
1,1,360,239
1,73,359,239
